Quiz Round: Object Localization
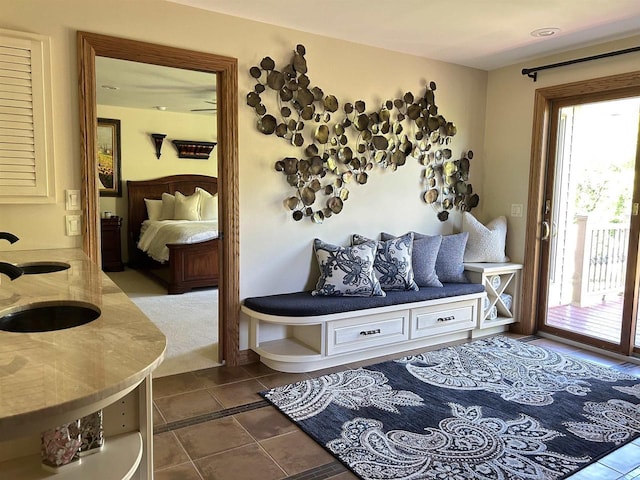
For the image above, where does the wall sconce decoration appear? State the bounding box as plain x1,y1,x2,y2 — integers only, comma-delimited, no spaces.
246,44,479,223
151,133,166,159
171,140,217,159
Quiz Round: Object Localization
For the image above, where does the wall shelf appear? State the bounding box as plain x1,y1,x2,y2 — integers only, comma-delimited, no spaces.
171,140,216,159
0,432,142,480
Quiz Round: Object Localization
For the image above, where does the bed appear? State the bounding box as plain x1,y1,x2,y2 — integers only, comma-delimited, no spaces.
127,174,220,294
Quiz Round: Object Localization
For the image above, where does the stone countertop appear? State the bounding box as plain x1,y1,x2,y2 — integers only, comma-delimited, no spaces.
0,248,166,440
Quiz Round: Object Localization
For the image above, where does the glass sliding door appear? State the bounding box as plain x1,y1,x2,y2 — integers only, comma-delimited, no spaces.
538,95,640,353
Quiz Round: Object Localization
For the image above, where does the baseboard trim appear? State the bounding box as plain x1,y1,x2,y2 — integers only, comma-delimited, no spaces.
238,348,259,365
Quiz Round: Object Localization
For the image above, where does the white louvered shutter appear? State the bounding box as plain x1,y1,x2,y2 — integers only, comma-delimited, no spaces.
0,29,54,203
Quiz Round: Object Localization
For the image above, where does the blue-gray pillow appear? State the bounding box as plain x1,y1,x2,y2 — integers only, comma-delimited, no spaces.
312,239,385,297
352,233,418,291
381,232,442,287
434,232,469,283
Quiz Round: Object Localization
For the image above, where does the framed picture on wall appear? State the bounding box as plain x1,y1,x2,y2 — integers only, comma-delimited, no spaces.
97,118,122,197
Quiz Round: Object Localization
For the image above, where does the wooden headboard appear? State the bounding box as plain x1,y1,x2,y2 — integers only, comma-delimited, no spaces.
126,174,218,264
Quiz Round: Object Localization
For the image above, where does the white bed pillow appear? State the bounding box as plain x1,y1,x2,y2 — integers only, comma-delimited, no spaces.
174,191,201,220
144,198,163,221
196,187,218,220
462,212,510,262
159,192,175,220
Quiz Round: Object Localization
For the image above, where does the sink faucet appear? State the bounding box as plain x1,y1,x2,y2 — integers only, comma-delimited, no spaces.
0,232,22,280
0,232,19,244
0,262,22,280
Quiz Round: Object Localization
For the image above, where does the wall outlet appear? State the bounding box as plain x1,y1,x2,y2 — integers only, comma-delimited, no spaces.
65,189,81,210
65,215,82,236
510,204,523,218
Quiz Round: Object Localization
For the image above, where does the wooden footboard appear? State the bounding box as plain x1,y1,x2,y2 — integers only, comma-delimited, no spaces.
126,175,220,295
167,237,219,294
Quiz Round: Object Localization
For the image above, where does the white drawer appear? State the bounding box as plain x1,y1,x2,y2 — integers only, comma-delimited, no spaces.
411,300,476,339
327,310,409,356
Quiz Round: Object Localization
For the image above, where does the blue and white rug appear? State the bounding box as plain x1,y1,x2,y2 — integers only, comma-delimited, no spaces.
261,336,640,479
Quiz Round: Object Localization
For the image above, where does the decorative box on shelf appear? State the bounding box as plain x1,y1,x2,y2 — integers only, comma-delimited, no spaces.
171,140,216,159
464,262,523,328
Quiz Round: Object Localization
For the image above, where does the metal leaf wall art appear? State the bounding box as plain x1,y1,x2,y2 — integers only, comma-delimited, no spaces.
247,44,479,223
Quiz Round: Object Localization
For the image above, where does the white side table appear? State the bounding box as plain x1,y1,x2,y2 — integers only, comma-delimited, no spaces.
464,263,523,328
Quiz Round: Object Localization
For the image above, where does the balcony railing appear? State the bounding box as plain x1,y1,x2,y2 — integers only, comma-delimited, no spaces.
572,215,629,307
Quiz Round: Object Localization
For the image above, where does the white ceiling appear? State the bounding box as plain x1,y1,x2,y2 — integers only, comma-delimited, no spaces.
97,0,640,114
96,57,217,115
168,0,640,70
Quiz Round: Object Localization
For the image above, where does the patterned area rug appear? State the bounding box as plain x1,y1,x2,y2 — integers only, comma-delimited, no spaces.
261,336,640,479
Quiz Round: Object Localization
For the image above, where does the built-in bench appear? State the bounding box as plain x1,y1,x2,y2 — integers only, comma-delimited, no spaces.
242,275,520,373
243,283,485,316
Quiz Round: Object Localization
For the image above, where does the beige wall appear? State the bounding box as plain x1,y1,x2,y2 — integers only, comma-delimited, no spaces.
4,0,639,350
241,43,488,298
483,35,640,263
3,0,640,349
0,0,487,299
32,0,640,348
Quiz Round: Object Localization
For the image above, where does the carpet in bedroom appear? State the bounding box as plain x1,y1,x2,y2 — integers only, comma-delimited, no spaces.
107,268,220,377
262,335,640,480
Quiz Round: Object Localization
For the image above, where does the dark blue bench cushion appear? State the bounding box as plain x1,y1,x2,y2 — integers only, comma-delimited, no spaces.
243,283,485,317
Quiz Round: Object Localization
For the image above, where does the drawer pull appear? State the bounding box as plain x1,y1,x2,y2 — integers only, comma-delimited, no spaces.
360,328,381,336
437,316,455,322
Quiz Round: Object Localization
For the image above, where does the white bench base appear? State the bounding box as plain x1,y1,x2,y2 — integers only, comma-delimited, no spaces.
243,291,517,373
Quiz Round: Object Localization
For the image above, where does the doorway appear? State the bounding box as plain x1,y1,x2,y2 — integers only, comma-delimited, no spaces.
94,57,221,375
539,96,640,352
77,32,241,366
522,71,640,356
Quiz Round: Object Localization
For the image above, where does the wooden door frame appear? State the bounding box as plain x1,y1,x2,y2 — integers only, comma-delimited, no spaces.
521,71,640,355
77,32,241,366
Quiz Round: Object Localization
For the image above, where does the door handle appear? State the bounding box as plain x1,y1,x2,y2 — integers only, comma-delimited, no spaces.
541,221,550,241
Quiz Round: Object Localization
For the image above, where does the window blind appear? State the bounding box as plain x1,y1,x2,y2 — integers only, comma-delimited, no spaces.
0,29,54,202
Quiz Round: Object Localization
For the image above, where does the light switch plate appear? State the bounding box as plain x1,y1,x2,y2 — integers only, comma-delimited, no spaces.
65,189,80,210
66,215,81,236
510,204,523,218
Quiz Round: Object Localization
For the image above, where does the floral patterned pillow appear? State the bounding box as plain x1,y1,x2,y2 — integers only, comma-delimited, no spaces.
312,239,385,297
352,233,418,291
381,232,443,288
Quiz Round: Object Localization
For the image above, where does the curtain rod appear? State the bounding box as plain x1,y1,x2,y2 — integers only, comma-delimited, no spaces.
522,45,640,81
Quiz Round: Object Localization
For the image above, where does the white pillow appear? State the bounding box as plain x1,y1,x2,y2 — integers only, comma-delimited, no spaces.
174,191,201,220
462,212,510,262
159,192,175,220
144,198,163,221
196,187,218,221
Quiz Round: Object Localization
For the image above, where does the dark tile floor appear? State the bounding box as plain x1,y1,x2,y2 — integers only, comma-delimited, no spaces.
151,336,640,480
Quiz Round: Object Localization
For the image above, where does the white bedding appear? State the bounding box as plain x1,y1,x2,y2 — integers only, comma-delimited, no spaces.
137,220,218,263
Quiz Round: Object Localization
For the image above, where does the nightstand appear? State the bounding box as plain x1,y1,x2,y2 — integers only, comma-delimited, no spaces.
464,262,523,328
101,216,124,271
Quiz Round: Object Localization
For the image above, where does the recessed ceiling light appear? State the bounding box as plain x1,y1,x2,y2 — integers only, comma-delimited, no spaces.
101,84,119,90
531,27,560,38
155,106,167,111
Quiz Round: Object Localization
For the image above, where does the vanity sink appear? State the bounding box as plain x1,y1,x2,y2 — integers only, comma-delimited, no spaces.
0,301,101,333
17,261,71,274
